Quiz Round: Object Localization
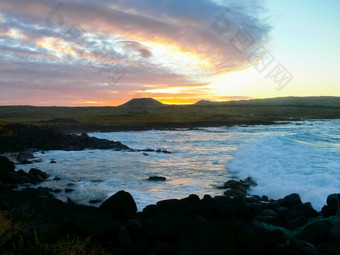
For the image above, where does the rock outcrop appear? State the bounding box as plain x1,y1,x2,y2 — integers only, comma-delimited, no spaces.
1,158,339,254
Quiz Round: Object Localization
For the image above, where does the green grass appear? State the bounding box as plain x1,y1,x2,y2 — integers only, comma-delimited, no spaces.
0,97,339,131
0,211,17,250
3,233,112,255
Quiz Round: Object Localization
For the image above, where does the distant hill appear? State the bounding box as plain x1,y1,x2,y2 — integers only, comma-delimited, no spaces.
119,98,164,108
194,100,217,106
221,96,340,107
194,97,340,107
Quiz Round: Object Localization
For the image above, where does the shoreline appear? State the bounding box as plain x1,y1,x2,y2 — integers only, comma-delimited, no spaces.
1,121,338,210
1,156,340,254
1,122,340,254
49,120,281,133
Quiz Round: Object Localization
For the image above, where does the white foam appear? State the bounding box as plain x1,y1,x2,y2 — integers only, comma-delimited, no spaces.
228,120,340,211
14,120,340,211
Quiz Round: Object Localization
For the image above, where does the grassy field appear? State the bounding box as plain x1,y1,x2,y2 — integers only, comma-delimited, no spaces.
0,96,339,132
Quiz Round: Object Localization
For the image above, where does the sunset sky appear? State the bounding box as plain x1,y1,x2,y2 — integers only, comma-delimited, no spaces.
0,0,339,106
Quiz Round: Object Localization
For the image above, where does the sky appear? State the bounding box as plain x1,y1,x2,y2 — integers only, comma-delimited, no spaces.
0,0,339,106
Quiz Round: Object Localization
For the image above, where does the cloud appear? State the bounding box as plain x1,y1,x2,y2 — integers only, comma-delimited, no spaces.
119,41,152,58
0,0,271,105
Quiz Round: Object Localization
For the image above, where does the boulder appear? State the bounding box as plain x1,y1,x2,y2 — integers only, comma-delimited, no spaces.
215,196,247,219
222,177,257,197
255,209,284,226
0,156,15,173
148,176,166,181
281,193,302,208
287,216,308,229
244,177,257,187
72,207,115,235
257,209,278,217
0,157,20,183
237,221,285,254
276,206,289,218
329,223,340,245
0,157,49,185
29,168,49,180
17,151,35,164
286,203,319,221
290,238,320,255
322,194,340,217
100,190,137,220
299,220,333,244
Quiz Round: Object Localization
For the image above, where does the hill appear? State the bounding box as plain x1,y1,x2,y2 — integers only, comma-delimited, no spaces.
194,100,217,106
220,96,340,107
118,98,164,108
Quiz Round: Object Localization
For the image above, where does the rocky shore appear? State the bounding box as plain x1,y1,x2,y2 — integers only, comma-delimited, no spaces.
0,124,171,163
1,156,339,254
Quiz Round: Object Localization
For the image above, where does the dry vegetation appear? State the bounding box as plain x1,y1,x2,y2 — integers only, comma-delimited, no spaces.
0,97,339,132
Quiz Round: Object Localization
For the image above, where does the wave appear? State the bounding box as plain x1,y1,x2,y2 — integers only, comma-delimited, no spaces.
228,120,340,210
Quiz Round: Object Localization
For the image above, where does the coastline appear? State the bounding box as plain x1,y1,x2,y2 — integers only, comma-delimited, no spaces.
1,122,340,254
45,120,280,134
1,156,339,254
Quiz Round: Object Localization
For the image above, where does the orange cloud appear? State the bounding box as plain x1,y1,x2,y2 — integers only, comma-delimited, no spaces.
0,0,271,106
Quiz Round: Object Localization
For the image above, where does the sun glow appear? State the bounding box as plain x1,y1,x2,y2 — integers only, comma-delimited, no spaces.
138,86,200,94
207,68,265,97
37,37,77,57
143,41,213,74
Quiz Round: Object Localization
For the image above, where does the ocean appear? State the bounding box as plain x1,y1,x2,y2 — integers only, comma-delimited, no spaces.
16,119,340,211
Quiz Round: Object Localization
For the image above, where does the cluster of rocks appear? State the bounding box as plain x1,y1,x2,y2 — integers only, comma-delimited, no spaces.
0,124,131,153
0,124,171,161
220,177,258,196
0,156,49,185
139,148,172,154
0,156,339,254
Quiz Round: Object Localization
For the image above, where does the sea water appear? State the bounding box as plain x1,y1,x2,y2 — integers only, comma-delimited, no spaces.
16,119,340,211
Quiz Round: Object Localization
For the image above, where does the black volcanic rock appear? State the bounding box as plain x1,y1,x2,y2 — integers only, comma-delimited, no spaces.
322,193,340,217
0,156,15,172
1,159,340,254
139,148,172,154
329,223,340,245
148,176,166,181
100,190,137,220
281,193,303,208
0,157,49,185
0,177,339,254
221,177,257,197
17,151,35,164
299,220,333,244
0,124,132,153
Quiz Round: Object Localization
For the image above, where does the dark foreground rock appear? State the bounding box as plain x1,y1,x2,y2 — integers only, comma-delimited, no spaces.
99,190,137,220
1,186,340,254
1,158,339,254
